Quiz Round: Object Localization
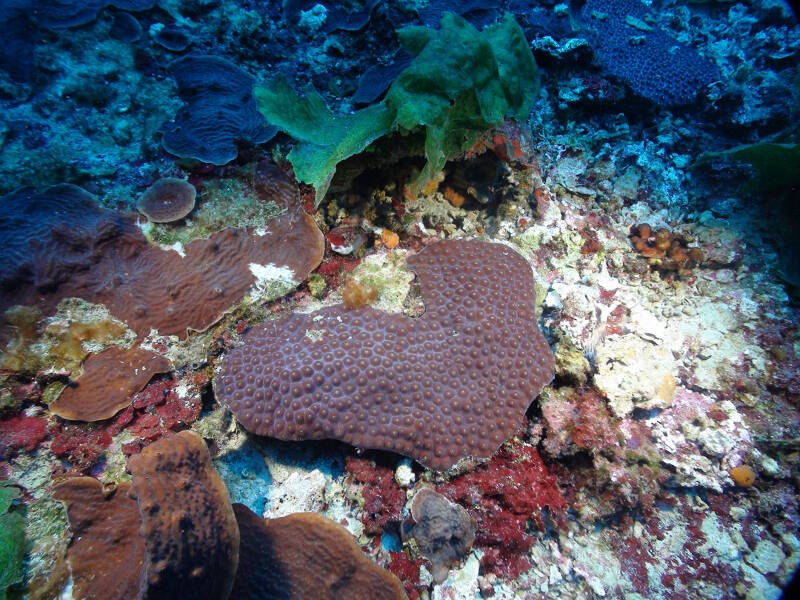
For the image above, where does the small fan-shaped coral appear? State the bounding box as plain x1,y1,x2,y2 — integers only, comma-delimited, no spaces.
136,178,196,223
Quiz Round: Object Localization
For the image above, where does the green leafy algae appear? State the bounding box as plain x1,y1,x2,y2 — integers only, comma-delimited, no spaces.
694,142,800,193
0,482,25,600
256,12,539,204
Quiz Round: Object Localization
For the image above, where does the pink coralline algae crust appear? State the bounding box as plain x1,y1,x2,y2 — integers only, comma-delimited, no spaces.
541,387,621,459
0,414,49,456
387,551,425,600
346,457,405,534
111,373,206,456
217,240,554,470
436,441,567,579
50,424,112,475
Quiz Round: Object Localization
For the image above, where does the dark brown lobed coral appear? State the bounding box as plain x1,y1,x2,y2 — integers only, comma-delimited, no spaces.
216,239,554,470
230,504,407,600
0,164,323,341
401,488,475,584
128,430,240,600
55,431,241,600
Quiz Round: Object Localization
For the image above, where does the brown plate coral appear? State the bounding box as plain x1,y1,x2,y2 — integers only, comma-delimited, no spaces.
53,478,147,600
216,239,555,470
50,345,171,421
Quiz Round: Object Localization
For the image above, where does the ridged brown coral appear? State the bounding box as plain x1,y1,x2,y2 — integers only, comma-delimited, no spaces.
50,345,171,421
0,165,323,341
128,431,240,600
216,239,554,469
56,431,240,600
230,503,407,600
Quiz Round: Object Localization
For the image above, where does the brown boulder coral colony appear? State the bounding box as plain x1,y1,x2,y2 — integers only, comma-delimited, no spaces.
216,239,555,470
54,431,406,600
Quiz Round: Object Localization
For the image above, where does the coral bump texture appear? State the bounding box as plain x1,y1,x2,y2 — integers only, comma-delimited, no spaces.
216,240,554,469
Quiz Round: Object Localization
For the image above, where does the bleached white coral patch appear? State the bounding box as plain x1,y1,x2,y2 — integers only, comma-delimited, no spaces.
248,262,299,303
264,469,327,519
594,334,677,417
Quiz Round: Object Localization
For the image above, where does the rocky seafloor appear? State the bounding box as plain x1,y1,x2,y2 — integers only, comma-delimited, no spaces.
1,1,799,599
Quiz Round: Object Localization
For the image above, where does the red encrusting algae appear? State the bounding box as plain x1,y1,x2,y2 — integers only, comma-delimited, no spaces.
436,441,567,578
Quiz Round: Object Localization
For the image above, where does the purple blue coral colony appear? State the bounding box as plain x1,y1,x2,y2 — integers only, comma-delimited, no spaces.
1,1,799,599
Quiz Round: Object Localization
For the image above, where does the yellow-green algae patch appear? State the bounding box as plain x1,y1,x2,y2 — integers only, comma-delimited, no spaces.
349,250,415,314
0,298,135,375
23,497,70,600
141,176,285,247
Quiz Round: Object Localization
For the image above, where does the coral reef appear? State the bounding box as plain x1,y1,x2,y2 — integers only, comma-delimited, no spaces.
1,0,800,598
217,240,554,469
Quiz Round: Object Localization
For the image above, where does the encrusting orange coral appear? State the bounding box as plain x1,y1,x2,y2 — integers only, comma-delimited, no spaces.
730,465,756,487
443,186,465,208
381,228,400,249
342,281,377,309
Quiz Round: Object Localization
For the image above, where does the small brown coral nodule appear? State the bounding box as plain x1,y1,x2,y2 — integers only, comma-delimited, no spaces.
401,488,475,584
230,503,407,600
216,240,555,470
137,178,197,223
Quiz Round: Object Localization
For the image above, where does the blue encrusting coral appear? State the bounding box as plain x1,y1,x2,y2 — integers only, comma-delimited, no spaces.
1,1,800,599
